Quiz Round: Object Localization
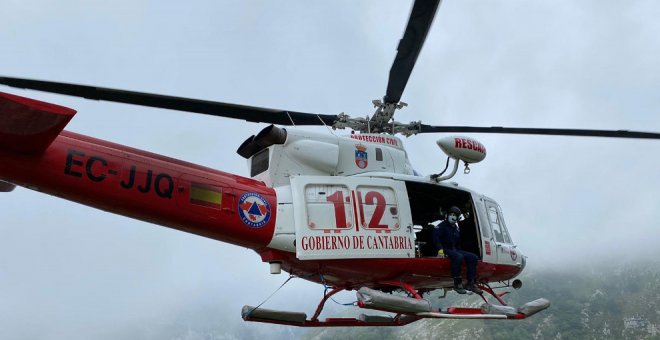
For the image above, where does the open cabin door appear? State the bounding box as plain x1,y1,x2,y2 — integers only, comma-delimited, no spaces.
291,176,414,260
404,181,483,259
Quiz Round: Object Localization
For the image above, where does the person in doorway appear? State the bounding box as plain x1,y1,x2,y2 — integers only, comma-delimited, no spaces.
432,206,482,294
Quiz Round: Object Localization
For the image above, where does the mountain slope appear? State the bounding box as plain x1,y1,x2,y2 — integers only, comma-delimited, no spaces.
306,261,660,340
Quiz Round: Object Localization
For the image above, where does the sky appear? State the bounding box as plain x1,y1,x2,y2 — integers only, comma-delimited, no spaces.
1,0,659,338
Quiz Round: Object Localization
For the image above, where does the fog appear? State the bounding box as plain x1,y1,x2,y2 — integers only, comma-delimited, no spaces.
1,1,659,338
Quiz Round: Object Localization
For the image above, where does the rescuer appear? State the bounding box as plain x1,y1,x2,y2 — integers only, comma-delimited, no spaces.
432,206,482,294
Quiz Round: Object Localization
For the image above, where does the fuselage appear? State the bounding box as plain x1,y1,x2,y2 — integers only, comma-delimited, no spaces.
0,92,523,291
0,129,523,290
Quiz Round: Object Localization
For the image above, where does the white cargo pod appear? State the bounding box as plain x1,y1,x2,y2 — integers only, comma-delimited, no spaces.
436,136,487,163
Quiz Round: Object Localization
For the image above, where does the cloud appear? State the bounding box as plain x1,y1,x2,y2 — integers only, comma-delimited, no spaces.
1,0,659,338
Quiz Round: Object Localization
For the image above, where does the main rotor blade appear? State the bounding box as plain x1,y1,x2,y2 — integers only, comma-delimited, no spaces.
384,0,442,104
0,76,337,126
418,124,660,139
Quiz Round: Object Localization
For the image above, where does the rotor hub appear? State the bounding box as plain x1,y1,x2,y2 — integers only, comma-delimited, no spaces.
332,100,422,136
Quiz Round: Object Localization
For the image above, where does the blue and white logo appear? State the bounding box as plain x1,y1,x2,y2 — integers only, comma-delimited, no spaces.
238,192,271,228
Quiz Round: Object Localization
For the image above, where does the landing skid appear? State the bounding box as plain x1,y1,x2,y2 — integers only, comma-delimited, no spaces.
242,282,550,327
242,287,420,327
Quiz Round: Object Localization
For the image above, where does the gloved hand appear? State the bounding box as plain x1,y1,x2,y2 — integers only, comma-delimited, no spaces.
437,249,445,258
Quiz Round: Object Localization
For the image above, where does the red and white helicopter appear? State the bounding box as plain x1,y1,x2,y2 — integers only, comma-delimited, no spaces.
1,0,659,327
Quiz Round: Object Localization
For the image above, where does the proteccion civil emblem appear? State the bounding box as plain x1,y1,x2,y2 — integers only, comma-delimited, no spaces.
355,144,368,169
238,192,271,228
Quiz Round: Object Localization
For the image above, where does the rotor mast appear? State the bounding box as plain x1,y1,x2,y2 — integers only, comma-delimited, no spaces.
334,0,442,136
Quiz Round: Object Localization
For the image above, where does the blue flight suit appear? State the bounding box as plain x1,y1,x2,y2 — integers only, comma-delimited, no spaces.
432,220,478,281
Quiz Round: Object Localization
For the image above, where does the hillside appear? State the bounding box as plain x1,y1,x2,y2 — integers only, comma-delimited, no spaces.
91,260,660,339
306,261,660,340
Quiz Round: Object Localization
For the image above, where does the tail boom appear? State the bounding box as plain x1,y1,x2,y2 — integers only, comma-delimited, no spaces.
0,129,277,250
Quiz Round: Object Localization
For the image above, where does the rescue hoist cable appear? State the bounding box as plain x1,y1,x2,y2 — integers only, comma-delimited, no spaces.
431,156,451,179
432,157,460,182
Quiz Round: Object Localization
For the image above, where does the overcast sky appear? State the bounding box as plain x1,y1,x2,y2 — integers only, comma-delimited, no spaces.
1,1,659,338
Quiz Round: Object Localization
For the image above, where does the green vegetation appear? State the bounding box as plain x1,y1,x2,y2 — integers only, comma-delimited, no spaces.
304,261,660,340
109,260,660,339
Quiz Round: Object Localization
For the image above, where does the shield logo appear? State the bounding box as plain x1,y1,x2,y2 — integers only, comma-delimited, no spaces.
238,192,271,228
355,144,368,169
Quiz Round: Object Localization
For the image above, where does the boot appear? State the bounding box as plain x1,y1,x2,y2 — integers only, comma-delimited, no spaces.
453,277,467,294
466,280,483,294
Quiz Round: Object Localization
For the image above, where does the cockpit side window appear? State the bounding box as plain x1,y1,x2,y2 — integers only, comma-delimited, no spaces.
487,203,512,244
477,202,491,239
487,206,503,242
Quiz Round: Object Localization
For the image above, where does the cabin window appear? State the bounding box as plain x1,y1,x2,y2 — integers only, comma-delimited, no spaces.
304,184,353,230
376,148,383,161
478,204,491,239
487,203,512,244
356,185,399,230
250,148,269,177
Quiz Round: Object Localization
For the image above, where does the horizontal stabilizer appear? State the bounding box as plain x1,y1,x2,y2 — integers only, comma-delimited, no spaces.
0,92,76,154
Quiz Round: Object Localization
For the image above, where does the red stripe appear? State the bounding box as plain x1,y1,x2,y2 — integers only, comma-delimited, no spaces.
447,307,484,315
351,191,360,232
357,191,365,227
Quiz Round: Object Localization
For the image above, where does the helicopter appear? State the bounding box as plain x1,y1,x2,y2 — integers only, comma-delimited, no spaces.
2,0,660,328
